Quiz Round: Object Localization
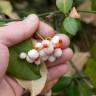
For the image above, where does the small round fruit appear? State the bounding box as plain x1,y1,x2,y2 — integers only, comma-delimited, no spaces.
41,55,49,61
35,42,43,50
28,49,39,60
35,59,41,66
51,36,60,44
19,52,27,59
26,56,34,63
39,49,47,57
54,48,63,58
48,56,56,62
42,40,50,48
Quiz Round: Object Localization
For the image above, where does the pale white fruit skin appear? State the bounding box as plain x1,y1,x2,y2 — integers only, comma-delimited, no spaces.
44,45,54,55
41,55,49,61
35,59,41,66
54,48,63,58
35,42,43,49
26,56,34,63
39,49,47,57
42,40,50,46
48,56,56,62
28,49,39,59
51,36,60,44
19,52,27,59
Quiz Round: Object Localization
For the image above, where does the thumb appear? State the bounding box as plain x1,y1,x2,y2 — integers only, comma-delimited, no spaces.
0,14,39,47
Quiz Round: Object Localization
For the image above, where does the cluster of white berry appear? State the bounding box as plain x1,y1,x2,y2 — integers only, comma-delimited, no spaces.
19,36,63,66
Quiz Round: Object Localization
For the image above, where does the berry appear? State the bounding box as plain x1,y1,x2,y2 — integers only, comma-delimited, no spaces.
19,52,27,59
51,36,60,44
35,42,43,50
42,40,50,48
28,49,39,60
54,48,63,58
41,55,49,61
35,59,41,65
26,56,33,63
48,56,56,62
44,45,54,55
39,49,47,57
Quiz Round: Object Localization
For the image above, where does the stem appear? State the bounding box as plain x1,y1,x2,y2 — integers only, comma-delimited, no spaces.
70,61,93,89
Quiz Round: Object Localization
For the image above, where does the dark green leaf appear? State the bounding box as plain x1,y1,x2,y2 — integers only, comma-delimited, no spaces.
7,38,41,80
63,17,80,36
91,0,96,11
56,0,73,14
52,76,72,92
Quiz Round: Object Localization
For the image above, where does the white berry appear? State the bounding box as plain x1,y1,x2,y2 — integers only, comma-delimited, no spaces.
42,40,50,47
54,48,63,58
51,36,60,44
28,49,39,60
19,52,27,59
39,49,47,57
48,56,56,62
35,59,41,66
41,55,49,61
35,42,43,50
44,45,54,55
26,56,34,63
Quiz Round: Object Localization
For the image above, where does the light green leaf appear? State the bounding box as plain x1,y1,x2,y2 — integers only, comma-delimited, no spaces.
56,0,73,14
0,19,7,26
7,38,41,80
63,17,80,36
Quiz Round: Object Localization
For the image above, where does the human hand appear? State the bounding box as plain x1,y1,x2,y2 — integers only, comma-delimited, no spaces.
0,14,73,96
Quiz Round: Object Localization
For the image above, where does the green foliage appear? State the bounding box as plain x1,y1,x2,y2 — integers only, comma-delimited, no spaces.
91,0,96,11
7,38,41,80
53,76,93,96
52,76,72,92
56,0,73,14
63,17,80,36
85,58,96,88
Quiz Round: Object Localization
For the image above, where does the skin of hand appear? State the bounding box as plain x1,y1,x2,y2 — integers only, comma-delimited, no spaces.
0,14,73,96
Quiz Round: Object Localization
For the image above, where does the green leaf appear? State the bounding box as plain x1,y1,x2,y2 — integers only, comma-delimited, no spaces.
7,38,41,80
52,76,72,92
85,58,96,88
56,0,73,14
91,0,96,11
63,17,80,36
0,19,7,26
64,80,93,96
78,81,93,96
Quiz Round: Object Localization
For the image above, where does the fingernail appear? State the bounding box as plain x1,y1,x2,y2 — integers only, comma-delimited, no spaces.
23,14,39,23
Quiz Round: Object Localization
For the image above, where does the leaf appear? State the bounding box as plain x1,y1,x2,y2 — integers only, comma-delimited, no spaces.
0,19,8,27
64,80,93,96
63,17,81,36
91,0,96,11
56,0,73,14
0,1,13,17
85,58,96,88
17,63,48,96
7,38,41,80
52,76,72,92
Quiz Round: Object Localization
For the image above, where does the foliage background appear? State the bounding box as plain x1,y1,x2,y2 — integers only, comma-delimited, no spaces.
0,0,96,96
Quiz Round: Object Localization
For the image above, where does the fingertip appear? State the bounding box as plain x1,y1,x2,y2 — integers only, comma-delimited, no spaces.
38,22,55,37
64,48,74,60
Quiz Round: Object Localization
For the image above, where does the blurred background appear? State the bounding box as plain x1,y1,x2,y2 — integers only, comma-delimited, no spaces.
0,0,96,96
